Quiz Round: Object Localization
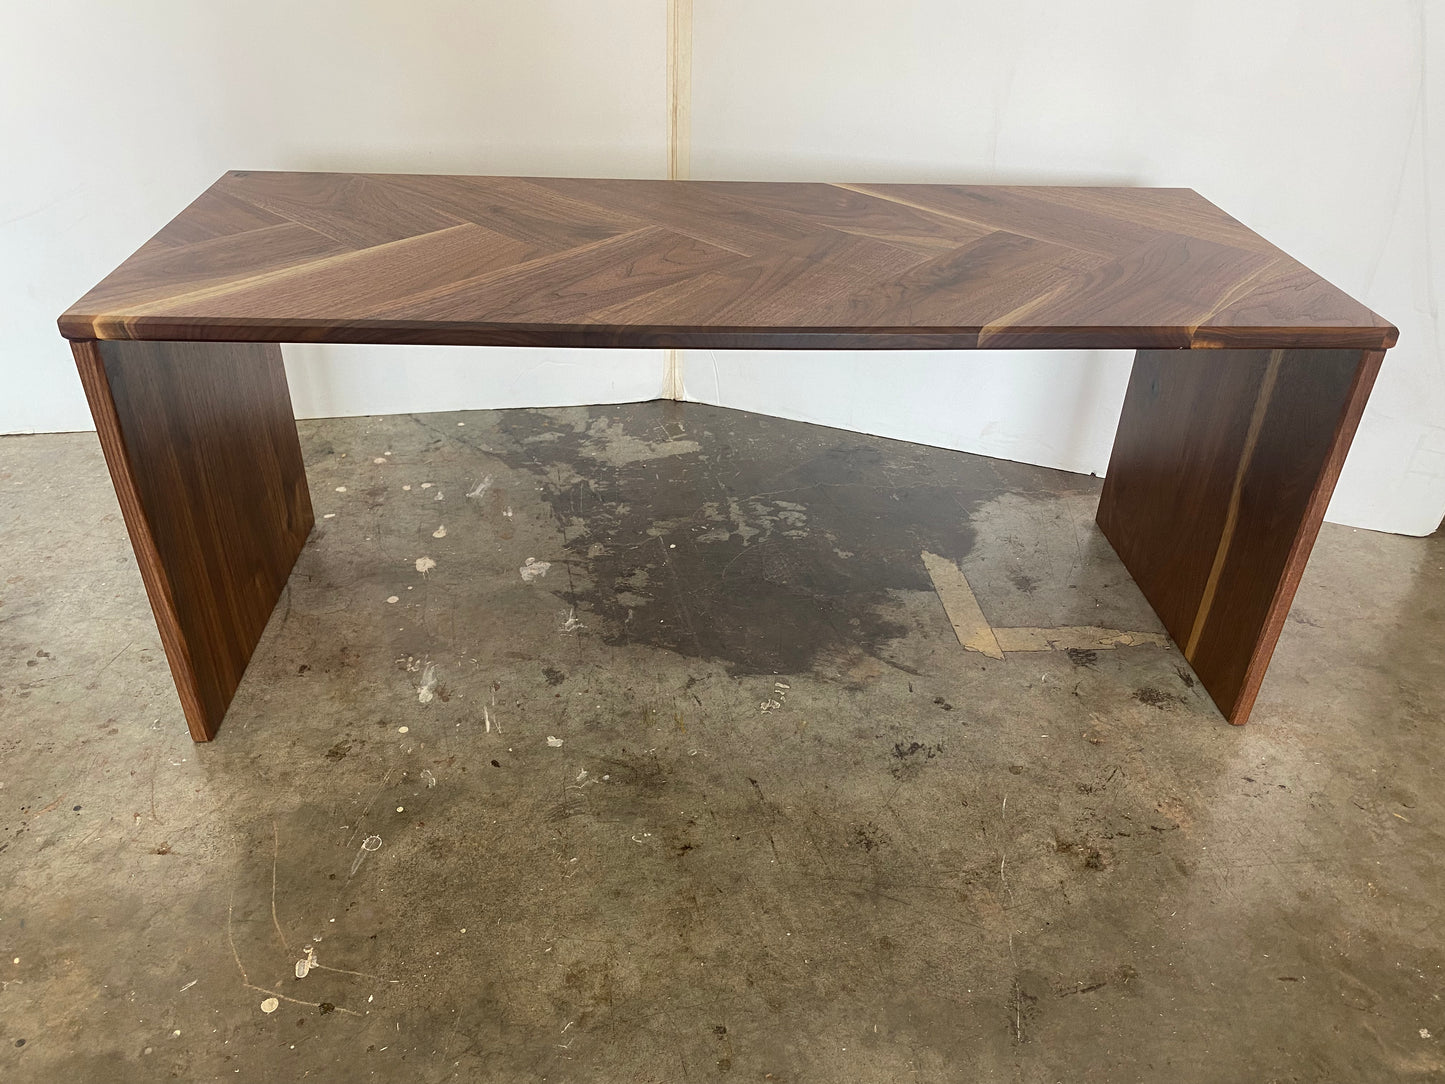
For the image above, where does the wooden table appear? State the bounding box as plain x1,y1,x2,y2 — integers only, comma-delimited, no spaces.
59,172,1396,741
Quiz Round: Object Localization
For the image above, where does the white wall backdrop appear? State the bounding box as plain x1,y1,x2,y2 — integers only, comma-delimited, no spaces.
684,0,1445,536
1,1,1441,535
0,1,669,434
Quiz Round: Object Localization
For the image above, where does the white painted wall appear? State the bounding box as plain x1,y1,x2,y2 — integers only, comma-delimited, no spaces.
2,1,1441,535
685,0,1445,536
0,1,668,434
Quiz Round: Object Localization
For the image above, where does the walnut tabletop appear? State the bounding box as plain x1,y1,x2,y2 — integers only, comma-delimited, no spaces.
59,171,1395,351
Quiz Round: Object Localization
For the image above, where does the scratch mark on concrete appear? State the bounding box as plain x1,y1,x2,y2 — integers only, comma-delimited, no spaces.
271,821,291,952
349,834,383,878
993,627,1170,652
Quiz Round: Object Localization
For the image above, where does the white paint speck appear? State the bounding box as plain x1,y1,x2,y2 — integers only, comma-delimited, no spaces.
559,608,585,633
294,945,317,980
421,769,437,788
433,525,447,538
396,806,405,813
421,482,434,489
457,422,465,426
373,457,386,464
172,1029,182,1037
546,736,564,748
397,725,409,733
334,486,347,493
386,595,399,604
503,507,513,518
323,513,336,519
466,475,493,500
415,556,437,575
1424,1029,1434,1039
260,998,279,1014
417,662,438,704
179,979,198,992
520,557,551,583
403,484,411,491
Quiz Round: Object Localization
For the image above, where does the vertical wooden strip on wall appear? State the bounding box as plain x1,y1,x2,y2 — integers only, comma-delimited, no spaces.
72,339,314,740
667,0,692,182
663,0,693,400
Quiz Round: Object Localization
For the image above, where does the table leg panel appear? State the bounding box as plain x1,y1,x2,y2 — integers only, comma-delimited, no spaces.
1096,346,1383,724
72,339,313,740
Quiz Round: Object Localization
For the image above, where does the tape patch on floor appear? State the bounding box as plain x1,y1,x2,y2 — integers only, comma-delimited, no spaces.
921,550,1167,658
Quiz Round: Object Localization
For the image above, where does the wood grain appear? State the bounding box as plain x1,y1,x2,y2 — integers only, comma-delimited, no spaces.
58,172,1395,351
1096,347,1382,723
72,339,313,740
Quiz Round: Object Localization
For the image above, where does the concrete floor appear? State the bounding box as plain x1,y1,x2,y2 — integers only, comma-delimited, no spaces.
0,401,1441,1083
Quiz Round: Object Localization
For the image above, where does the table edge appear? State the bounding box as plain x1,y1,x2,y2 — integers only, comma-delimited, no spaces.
56,314,1399,352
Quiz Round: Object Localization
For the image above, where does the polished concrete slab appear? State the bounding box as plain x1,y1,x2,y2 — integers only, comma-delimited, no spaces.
0,401,1441,1082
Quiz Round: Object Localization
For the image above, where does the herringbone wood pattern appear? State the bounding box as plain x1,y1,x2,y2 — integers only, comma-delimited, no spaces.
61,172,1395,351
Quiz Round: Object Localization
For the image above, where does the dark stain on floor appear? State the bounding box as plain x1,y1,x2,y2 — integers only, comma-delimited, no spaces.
492,405,1083,678
1009,569,1040,594
1133,686,1187,709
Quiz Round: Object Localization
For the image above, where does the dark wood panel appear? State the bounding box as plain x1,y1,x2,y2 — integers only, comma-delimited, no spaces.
978,234,1277,349
213,171,468,249
76,223,351,313
114,224,547,328
72,339,313,740
684,179,995,254
586,230,932,328
812,231,1106,329
375,226,747,325
1096,347,1381,723
368,173,646,251
840,182,1188,257
1191,256,1395,348
523,176,827,256
59,172,1395,351
149,187,290,247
